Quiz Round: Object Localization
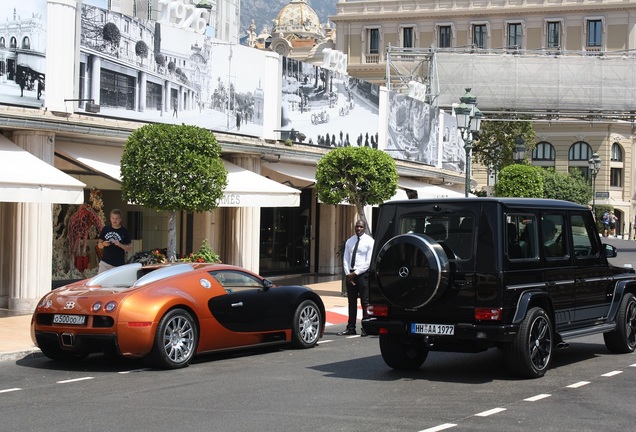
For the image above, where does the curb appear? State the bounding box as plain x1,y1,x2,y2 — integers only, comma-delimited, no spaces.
0,348,42,363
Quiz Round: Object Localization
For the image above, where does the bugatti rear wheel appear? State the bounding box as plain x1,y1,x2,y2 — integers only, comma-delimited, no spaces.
145,308,199,369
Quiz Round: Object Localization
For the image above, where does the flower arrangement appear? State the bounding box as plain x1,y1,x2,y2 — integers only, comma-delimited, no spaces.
181,239,221,263
130,248,167,265
130,240,220,265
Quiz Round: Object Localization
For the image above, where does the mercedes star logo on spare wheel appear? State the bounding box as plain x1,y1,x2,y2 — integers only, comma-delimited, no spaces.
398,266,410,278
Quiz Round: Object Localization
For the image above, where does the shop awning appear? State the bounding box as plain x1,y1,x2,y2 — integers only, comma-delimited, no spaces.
397,178,468,198
56,142,122,182
0,135,85,204
261,162,316,187
220,160,300,207
55,144,300,207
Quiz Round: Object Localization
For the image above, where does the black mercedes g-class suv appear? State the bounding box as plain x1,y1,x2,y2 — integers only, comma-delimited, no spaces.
362,198,636,378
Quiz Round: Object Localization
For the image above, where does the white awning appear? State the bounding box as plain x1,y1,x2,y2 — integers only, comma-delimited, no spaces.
261,162,316,187
397,178,468,198
56,142,122,182
0,135,85,204
55,143,300,207
221,160,299,207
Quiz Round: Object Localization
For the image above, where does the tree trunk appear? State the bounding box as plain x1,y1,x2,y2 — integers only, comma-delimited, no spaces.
167,210,177,261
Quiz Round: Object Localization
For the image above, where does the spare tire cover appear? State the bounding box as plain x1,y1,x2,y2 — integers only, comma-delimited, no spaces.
375,233,450,308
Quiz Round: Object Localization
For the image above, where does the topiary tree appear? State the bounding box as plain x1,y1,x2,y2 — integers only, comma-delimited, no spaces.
493,164,543,198
135,40,148,58
102,22,121,48
315,146,398,233
121,124,227,260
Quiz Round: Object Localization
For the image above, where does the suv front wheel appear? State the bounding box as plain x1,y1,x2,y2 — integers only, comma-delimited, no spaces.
603,293,636,353
504,307,553,378
379,334,429,370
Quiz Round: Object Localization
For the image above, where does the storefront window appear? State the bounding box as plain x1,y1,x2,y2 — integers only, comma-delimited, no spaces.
260,189,311,275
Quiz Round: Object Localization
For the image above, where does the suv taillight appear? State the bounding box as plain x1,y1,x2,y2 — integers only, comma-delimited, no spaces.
367,304,389,317
475,308,502,321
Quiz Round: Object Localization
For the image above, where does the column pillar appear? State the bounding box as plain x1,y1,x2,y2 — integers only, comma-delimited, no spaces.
8,131,57,311
139,71,147,111
90,55,101,105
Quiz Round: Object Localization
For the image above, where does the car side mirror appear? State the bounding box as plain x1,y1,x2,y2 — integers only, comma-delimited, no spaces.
263,279,274,291
604,244,617,258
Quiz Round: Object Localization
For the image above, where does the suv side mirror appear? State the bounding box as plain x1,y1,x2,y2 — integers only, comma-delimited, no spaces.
604,244,618,258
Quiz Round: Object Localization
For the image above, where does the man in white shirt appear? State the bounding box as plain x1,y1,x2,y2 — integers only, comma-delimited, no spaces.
338,219,374,336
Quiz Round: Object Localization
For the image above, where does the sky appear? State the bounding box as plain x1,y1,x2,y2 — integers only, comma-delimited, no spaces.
1,0,47,21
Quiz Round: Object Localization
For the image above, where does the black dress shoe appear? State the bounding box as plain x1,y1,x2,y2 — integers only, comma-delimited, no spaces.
360,329,368,337
337,329,356,336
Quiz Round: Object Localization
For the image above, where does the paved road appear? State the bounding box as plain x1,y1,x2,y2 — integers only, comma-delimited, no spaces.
1,325,635,432
1,238,635,431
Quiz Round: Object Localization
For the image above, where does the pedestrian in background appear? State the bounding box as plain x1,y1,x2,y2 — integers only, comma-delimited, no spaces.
338,219,374,336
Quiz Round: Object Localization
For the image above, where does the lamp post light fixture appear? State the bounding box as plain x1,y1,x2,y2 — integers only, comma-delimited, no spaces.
514,135,526,163
588,152,602,214
455,88,482,197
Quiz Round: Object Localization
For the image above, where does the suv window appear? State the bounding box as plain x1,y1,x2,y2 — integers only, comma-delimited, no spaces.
571,213,598,258
400,213,474,260
542,214,567,258
507,214,537,259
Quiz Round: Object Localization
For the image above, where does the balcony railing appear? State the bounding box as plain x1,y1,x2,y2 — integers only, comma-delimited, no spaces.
364,54,381,64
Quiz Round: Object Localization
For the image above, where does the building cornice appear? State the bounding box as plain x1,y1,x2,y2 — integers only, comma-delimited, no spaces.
331,0,636,23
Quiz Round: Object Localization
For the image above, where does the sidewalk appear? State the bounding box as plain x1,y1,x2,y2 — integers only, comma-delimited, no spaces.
0,279,349,363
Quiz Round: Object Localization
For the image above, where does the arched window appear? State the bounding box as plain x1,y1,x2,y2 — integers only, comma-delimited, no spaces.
532,142,555,160
532,141,556,169
10,37,17,49
568,141,593,180
21,36,30,50
611,142,622,161
0,37,5,48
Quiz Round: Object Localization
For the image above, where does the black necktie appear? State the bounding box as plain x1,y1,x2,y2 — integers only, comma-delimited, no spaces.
350,236,360,269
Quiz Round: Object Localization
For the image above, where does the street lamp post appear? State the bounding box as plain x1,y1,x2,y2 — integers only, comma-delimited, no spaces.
588,152,602,214
514,135,526,163
455,88,482,197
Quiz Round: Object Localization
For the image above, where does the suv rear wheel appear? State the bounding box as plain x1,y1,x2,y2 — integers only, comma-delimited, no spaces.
504,307,553,378
379,334,428,370
603,293,636,353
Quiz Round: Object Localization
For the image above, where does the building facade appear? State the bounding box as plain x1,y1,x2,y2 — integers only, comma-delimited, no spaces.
331,0,636,235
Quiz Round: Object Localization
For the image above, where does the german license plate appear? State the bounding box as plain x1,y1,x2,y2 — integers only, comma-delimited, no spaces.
53,314,86,325
411,323,454,335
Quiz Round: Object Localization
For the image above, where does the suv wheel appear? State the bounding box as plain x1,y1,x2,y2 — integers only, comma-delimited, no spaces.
375,233,450,308
504,307,553,378
379,334,428,370
603,293,636,353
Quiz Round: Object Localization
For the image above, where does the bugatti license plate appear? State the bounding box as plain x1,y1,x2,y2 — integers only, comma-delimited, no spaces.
53,314,86,325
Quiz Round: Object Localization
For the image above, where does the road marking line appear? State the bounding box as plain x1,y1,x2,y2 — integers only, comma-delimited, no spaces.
525,394,551,402
317,339,334,344
475,407,506,417
57,377,94,384
602,370,622,377
0,388,22,394
567,381,590,388
630,363,636,367
419,423,458,432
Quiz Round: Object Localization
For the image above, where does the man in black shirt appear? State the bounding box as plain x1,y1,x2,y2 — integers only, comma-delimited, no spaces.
97,209,133,273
